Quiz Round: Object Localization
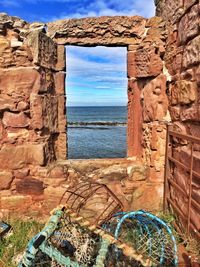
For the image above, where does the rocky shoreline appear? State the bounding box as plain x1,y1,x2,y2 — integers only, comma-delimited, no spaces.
68,121,127,126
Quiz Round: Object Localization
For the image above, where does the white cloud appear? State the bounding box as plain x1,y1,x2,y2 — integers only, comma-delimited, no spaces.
66,46,128,106
43,0,155,22
1,0,21,7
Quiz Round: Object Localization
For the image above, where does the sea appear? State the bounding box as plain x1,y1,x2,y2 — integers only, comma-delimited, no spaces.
67,106,127,159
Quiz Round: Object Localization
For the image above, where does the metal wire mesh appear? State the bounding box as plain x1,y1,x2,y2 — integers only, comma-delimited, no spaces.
103,210,178,266
24,208,153,267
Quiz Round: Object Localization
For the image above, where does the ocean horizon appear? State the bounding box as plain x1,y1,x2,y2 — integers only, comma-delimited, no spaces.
67,106,127,159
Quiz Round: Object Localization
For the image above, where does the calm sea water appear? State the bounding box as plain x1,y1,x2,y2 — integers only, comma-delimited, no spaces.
67,106,127,159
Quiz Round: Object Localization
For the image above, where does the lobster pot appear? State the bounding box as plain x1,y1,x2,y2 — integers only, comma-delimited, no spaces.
103,210,178,266
20,208,152,267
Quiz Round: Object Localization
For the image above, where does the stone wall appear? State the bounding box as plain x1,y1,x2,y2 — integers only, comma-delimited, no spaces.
0,13,169,218
0,14,67,215
155,0,200,234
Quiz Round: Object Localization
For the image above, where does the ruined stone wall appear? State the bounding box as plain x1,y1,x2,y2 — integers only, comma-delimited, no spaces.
0,14,169,218
0,14,66,213
155,0,200,233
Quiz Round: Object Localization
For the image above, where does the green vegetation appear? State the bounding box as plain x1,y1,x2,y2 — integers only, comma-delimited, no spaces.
0,219,43,267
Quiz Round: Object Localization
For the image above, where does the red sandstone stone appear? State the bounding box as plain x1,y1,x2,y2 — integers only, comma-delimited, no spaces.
178,4,199,45
0,144,46,170
55,45,66,71
54,133,67,160
57,95,66,132
0,171,13,190
2,112,29,128
14,168,30,179
47,16,146,46
30,94,58,132
27,31,57,70
130,183,163,211
48,165,67,178
127,47,163,78
169,106,180,121
54,72,66,95
39,69,55,93
142,75,168,122
0,67,41,97
6,128,30,143
0,98,16,112
180,104,200,122
1,195,32,210
16,177,44,195
171,80,197,105
17,101,29,111
183,36,200,70
127,79,143,157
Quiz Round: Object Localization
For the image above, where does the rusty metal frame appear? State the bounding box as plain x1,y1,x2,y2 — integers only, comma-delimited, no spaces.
164,124,200,240
59,182,124,225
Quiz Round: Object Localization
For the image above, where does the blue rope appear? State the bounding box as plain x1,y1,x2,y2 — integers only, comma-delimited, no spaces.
19,209,63,267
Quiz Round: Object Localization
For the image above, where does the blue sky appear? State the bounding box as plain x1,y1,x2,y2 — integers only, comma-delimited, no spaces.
0,0,155,106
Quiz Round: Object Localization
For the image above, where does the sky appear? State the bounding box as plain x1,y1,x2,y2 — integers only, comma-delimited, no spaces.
0,0,155,106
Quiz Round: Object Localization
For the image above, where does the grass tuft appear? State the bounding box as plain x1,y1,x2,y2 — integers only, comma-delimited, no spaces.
0,219,43,267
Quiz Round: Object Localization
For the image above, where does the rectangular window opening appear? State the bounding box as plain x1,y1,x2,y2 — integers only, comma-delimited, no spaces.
66,46,127,159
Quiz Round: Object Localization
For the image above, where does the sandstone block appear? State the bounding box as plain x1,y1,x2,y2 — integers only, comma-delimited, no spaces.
1,195,32,210
57,95,66,132
183,36,200,69
39,68,55,93
30,94,58,132
3,112,30,128
178,4,199,45
53,133,67,160
48,165,67,178
44,178,67,187
127,79,143,157
0,98,16,112
195,65,200,85
6,129,30,143
44,186,66,209
184,0,199,11
0,144,46,170
180,104,200,121
54,72,66,94
16,177,44,195
17,101,29,111
0,34,33,68
55,45,66,71
14,168,30,179
142,75,168,122
128,48,163,78
27,31,57,69
130,183,163,211
149,167,164,183
127,165,147,181
0,171,13,190
0,67,41,97
171,80,197,105
165,46,184,76
47,16,146,46
169,106,180,121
